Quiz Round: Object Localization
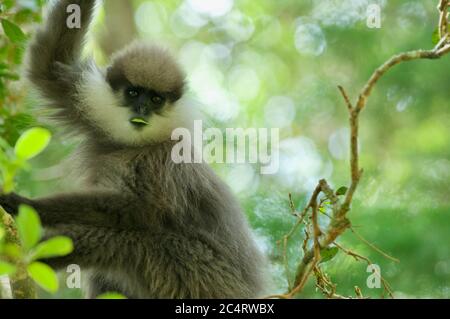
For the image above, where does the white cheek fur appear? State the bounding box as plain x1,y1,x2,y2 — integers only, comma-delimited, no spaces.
78,66,193,146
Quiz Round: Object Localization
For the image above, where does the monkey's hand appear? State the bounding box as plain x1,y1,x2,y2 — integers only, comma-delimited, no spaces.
0,192,32,216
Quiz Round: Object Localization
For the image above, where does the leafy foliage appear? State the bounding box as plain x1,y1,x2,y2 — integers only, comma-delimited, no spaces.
27,261,59,293
1,19,27,44
14,127,52,161
1,131,74,295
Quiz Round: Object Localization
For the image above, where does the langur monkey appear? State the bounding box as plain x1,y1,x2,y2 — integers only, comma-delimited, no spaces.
0,0,265,298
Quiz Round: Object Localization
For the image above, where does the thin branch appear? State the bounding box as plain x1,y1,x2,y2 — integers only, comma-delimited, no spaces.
354,286,364,299
350,227,400,263
286,258,318,298
435,33,449,50
277,189,318,247
314,267,350,299
437,43,450,55
355,48,447,115
288,193,300,217
338,85,353,111
438,0,449,39
334,242,394,298
310,195,322,264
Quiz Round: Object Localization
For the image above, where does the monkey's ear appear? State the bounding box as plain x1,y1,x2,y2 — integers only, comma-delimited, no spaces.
106,65,129,91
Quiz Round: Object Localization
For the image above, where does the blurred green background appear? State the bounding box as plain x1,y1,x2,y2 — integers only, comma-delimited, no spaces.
1,0,449,298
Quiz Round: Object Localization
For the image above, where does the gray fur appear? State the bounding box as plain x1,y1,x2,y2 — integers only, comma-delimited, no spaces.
25,0,96,132
0,0,266,298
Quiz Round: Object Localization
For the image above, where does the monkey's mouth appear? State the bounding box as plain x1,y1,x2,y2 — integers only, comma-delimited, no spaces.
130,117,149,128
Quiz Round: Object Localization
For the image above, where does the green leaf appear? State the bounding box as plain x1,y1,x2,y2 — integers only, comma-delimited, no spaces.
14,127,51,160
27,262,59,293
16,205,42,251
1,19,27,44
336,186,348,196
320,247,339,264
319,206,326,214
0,261,17,276
130,117,149,125
1,0,14,11
31,236,73,261
0,226,4,242
432,28,440,45
97,292,127,299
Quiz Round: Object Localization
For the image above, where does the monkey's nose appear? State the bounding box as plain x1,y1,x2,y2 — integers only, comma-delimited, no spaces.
136,105,150,116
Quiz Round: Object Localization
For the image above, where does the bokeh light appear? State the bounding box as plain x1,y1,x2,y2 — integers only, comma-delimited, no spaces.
294,20,327,56
264,96,296,128
187,0,234,18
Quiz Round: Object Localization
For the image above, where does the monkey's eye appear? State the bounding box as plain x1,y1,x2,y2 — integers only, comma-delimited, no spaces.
151,96,165,105
127,89,139,98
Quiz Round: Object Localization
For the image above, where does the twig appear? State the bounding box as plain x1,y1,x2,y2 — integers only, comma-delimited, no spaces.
310,195,322,264
438,0,449,39
338,85,353,111
350,227,400,263
288,193,300,217
333,242,394,298
436,43,450,55
278,193,314,290
354,286,364,299
286,257,318,298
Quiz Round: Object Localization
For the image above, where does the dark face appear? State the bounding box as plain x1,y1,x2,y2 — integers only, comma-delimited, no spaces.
123,86,166,128
106,61,184,131
106,66,179,129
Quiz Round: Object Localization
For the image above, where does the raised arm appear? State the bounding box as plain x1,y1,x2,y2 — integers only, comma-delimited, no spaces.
26,0,97,127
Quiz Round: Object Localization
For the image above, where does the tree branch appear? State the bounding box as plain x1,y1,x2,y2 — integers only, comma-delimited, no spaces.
0,206,36,299
269,1,450,299
438,0,449,39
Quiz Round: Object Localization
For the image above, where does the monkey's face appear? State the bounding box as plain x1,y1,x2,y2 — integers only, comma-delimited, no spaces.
80,43,188,146
122,85,168,129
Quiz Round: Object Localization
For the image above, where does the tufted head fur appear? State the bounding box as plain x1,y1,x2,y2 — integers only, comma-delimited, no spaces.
106,42,185,102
